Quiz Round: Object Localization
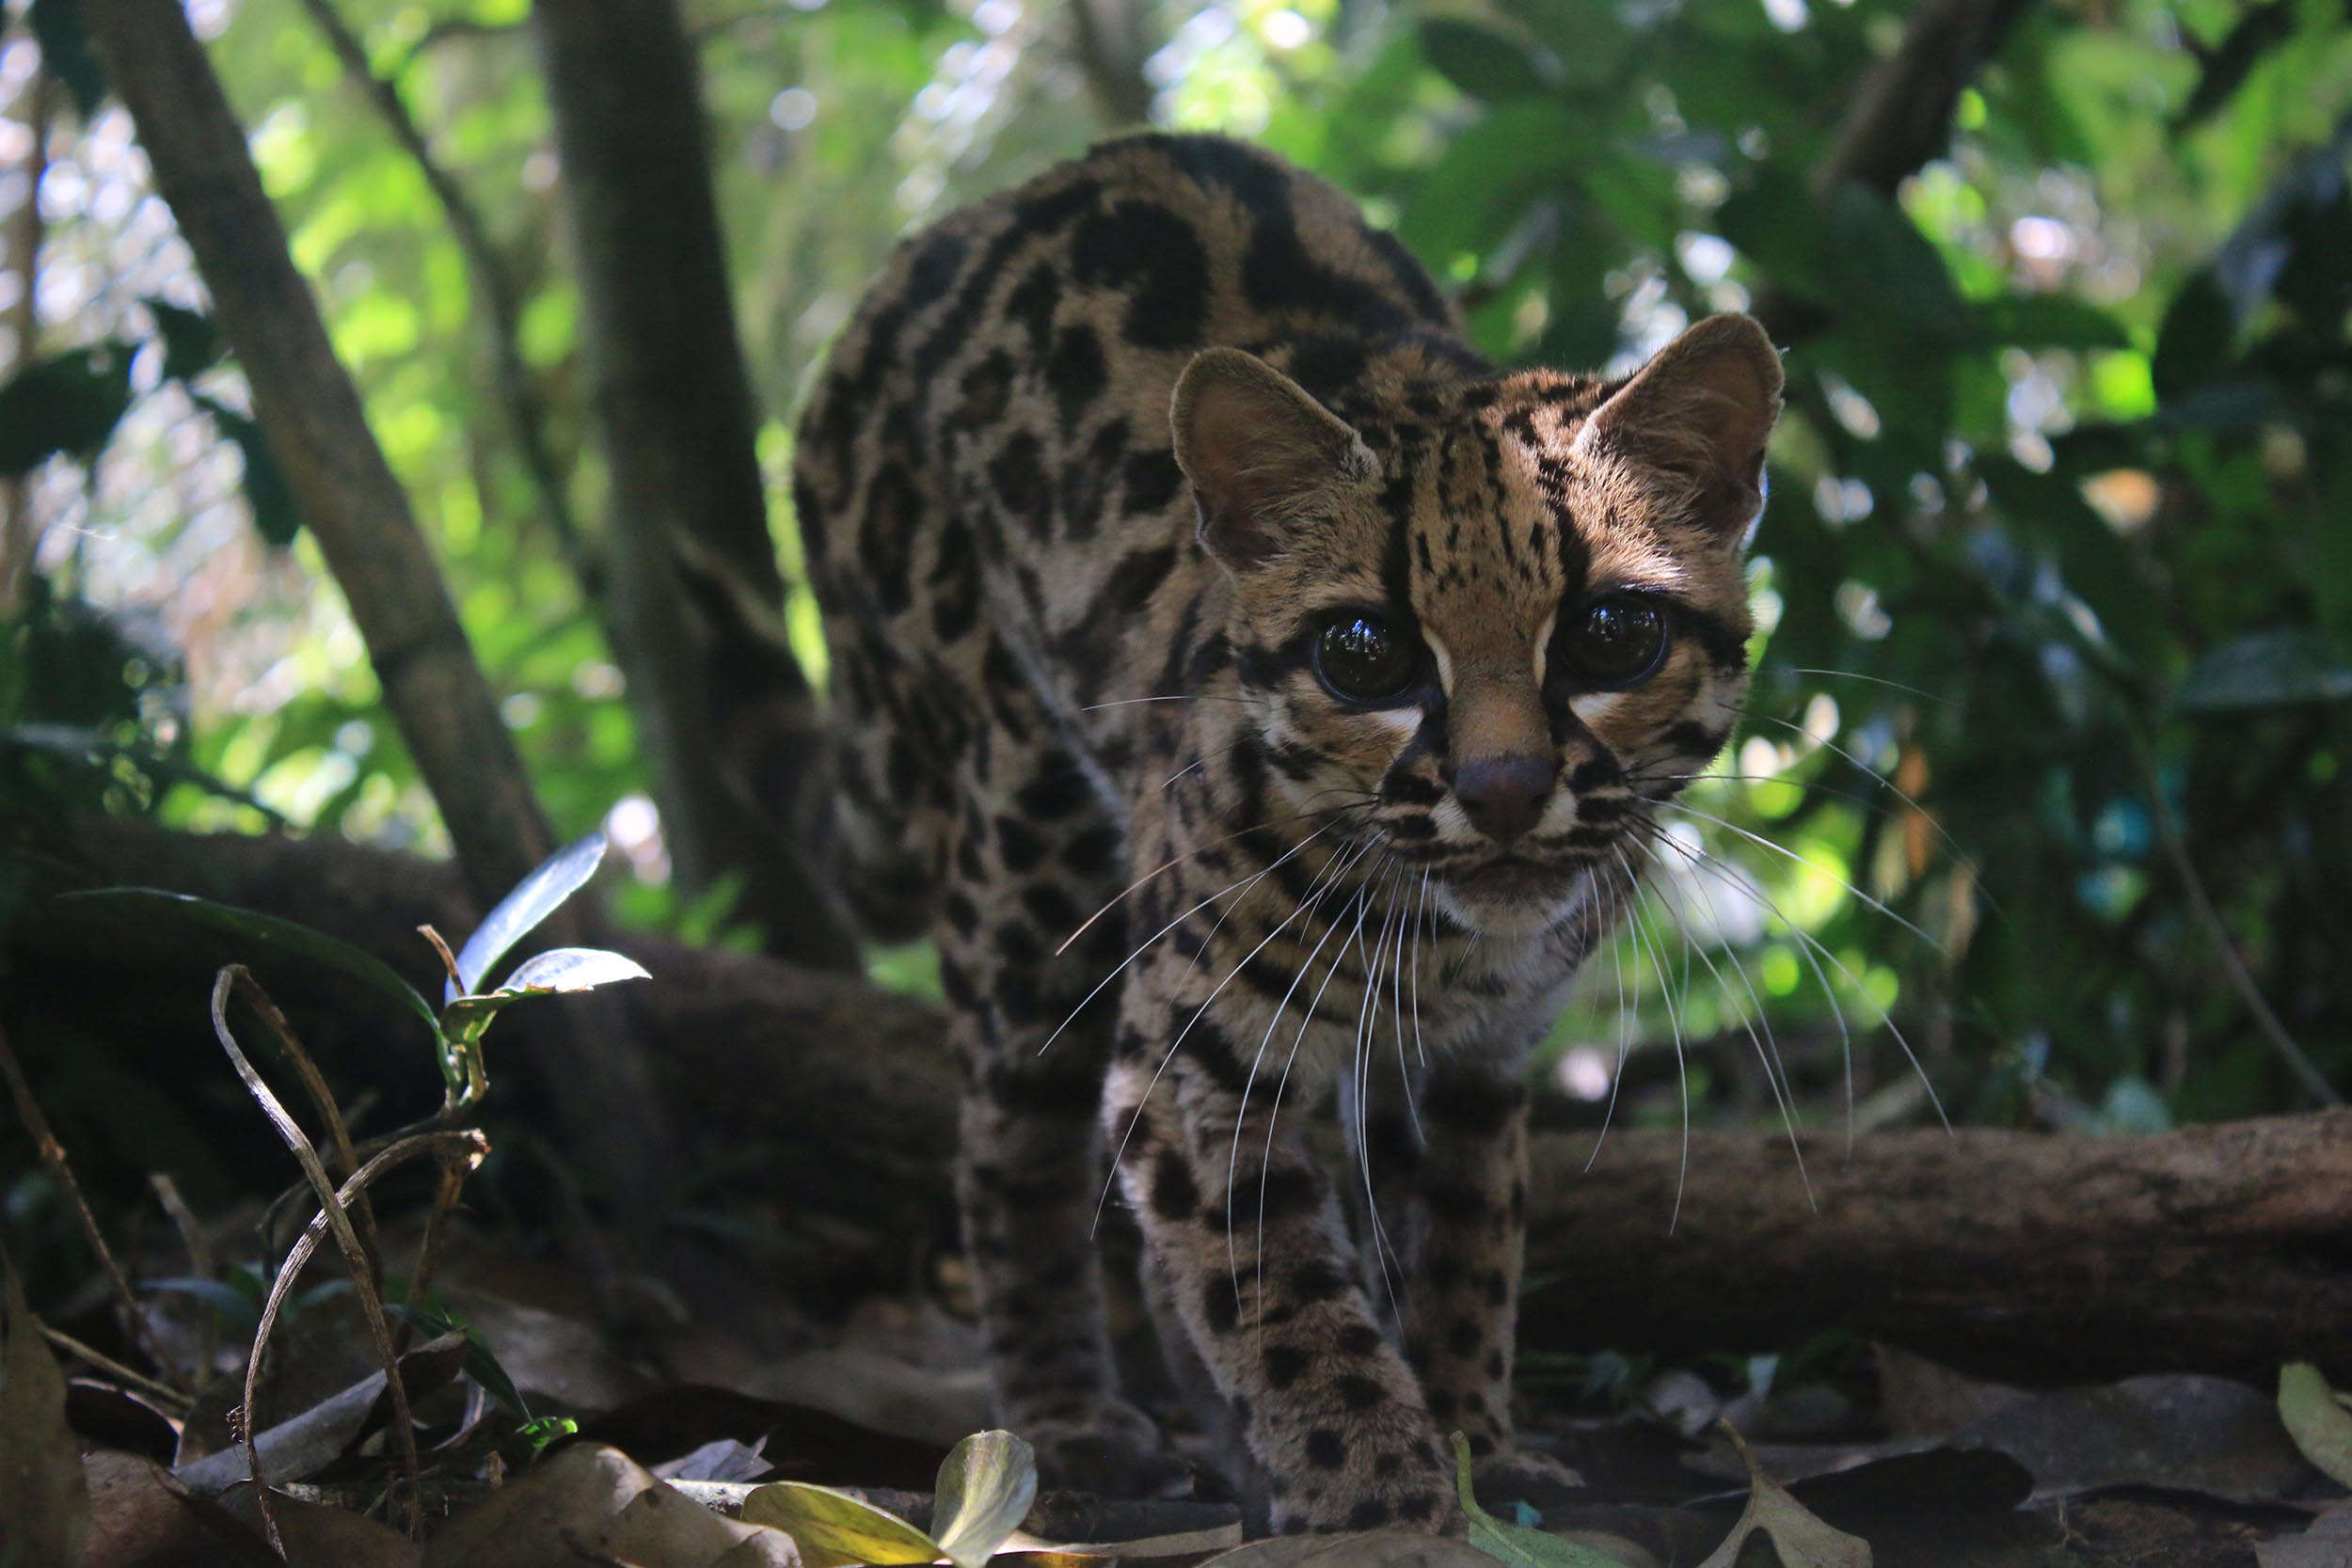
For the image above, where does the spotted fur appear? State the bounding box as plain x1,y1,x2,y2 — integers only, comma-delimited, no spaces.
796,133,1782,1533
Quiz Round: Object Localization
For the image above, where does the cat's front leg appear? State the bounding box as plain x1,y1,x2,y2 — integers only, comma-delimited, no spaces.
1107,1027,1456,1535
1400,1062,1561,1481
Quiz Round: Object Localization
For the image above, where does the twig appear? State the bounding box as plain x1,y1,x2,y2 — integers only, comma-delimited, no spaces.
395,1155,470,1358
150,1173,218,1381
2135,741,2339,1107
1813,0,2039,200
234,1126,488,1557
225,974,388,1291
213,966,428,1544
36,1318,196,1413
292,0,596,594
0,1022,184,1391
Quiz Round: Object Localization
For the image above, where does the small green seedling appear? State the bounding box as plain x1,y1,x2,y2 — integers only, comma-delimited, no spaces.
66,830,647,1117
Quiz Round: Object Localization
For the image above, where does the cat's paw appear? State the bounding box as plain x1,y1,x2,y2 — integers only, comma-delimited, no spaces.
1470,1447,1586,1513
1022,1400,1195,1500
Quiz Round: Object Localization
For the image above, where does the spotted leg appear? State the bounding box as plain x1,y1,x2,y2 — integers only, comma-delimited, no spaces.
1108,1018,1456,1535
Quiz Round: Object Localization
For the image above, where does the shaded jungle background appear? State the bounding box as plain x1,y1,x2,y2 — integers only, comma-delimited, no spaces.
1,0,2349,1341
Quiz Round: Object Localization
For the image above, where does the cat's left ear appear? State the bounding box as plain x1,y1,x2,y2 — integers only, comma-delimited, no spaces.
1572,313,1783,539
1172,348,1376,569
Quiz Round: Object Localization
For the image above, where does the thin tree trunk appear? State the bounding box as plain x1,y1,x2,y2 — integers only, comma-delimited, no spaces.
73,0,677,1215
76,0,552,910
531,0,859,971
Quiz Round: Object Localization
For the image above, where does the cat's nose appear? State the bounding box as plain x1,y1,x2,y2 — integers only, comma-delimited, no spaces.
1454,753,1558,840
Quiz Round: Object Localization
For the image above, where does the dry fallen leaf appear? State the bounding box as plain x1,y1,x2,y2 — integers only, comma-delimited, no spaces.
425,1442,801,1568
1694,1422,1869,1568
0,1267,91,1567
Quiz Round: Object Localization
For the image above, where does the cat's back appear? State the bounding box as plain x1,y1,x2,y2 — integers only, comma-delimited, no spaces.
795,135,1463,634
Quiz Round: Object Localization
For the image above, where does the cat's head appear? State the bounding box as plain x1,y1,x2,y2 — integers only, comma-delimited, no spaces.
1172,314,1781,937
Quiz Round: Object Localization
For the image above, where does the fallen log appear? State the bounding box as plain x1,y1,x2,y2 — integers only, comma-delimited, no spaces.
12,816,2352,1386
1522,1112,2352,1388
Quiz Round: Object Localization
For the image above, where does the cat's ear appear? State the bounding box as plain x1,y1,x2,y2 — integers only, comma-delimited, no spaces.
1172,348,1375,567
1572,313,1783,538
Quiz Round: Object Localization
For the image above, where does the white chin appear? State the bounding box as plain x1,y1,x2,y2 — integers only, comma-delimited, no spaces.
1435,861,1591,937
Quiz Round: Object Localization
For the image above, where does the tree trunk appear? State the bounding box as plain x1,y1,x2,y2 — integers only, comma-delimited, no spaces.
530,0,858,972
73,0,678,1214
76,0,553,911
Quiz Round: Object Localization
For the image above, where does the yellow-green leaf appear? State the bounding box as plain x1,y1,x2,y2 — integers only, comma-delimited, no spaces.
2280,1364,2352,1489
1452,1433,1627,1568
739,1479,945,1568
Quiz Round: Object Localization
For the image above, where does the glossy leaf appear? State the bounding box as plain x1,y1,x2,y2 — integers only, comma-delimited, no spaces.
739,1479,946,1568
59,887,439,1034
495,946,651,995
448,831,609,1004
933,1429,1039,1568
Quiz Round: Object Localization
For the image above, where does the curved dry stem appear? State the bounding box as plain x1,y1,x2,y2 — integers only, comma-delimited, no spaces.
232,1125,488,1556
213,967,470,1546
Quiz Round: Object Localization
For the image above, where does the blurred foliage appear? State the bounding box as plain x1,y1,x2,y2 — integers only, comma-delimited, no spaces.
0,0,2347,1134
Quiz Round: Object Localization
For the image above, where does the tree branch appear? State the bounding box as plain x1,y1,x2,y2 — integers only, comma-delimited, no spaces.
1814,0,2039,200
75,0,555,910
293,0,596,597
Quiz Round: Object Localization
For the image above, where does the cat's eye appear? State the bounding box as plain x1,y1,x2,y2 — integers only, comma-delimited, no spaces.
1313,611,1422,703
1559,596,1670,687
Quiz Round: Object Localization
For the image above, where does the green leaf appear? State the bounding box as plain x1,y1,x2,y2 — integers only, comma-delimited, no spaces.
1452,1433,1627,1567
145,299,225,383
384,1302,534,1419
1821,182,1969,343
2152,270,2235,402
2175,630,2352,712
0,341,136,476
449,831,609,1003
1974,293,2131,350
1420,18,1560,102
495,946,651,996
191,394,303,548
58,887,440,1036
739,1479,946,1568
932,1429,1038,1568
2280,1364,2352,1490
27,0,107,119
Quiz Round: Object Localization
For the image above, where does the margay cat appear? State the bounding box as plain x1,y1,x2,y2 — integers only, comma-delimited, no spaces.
796,134,1781,1533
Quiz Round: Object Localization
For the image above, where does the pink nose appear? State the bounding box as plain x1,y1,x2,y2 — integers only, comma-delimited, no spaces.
1454,753,1557,840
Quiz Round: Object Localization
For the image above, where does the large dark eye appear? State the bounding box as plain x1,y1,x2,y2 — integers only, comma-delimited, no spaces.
1559,596,1670,687
1313,611,1422,703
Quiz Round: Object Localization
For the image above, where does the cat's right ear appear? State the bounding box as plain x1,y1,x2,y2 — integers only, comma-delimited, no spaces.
1172,348,1375,568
